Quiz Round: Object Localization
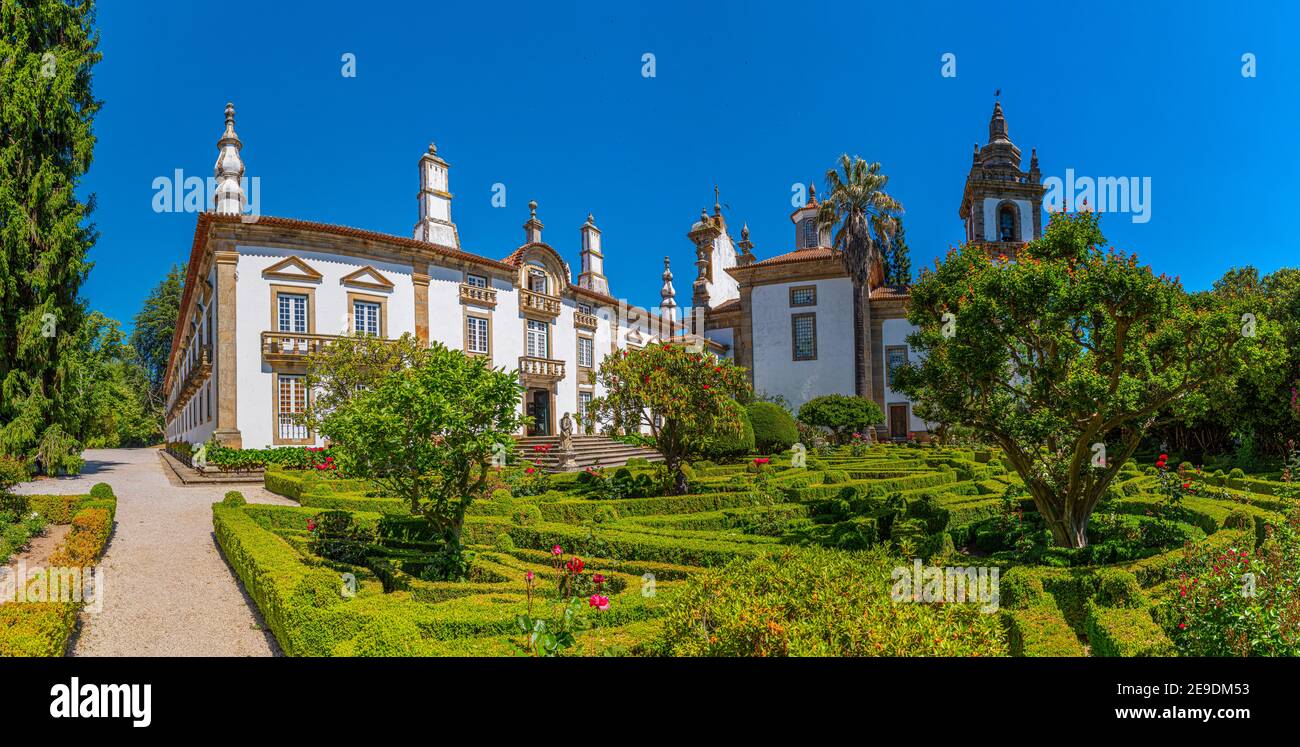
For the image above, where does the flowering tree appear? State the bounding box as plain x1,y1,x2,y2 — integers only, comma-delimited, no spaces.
893,211,1267,548
590,344,750,493
320,342,524,578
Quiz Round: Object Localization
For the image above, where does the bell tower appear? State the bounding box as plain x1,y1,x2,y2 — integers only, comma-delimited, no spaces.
958,102,1045,258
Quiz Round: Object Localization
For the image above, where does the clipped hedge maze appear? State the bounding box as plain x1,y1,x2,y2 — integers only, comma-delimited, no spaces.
216,447,1288,656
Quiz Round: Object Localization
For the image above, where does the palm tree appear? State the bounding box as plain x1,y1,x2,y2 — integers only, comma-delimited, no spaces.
817,155,902,416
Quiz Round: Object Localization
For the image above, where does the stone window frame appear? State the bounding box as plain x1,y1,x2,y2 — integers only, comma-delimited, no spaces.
525,317,550,359
346,291,388,338
576,333,595,369
465,272,488,289
885,345,909,387
791,312,817,361
270,284,316,334
464,310,492,358
272,370,313,446
789,285,817,307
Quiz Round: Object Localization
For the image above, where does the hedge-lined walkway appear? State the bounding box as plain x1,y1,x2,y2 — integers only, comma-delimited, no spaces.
12,448,295,656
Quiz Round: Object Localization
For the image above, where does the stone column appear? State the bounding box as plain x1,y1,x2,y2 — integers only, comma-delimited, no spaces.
412,262,430,344
212,248,242,447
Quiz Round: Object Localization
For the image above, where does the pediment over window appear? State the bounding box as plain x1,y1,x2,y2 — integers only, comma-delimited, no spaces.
262,256,324,282
340,265,396,291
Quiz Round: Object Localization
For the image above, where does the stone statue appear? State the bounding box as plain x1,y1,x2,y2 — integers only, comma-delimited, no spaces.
558,412,577,470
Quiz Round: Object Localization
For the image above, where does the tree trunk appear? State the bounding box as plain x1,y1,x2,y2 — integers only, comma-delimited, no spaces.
853,279,873,401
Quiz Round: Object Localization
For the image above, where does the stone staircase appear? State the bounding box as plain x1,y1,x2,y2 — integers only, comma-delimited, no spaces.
514,435,663,472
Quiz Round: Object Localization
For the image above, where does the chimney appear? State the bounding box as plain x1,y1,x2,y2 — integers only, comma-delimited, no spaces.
577,213,609,295
414,142,458,247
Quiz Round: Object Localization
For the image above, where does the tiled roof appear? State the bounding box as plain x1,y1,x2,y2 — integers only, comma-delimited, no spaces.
870,285,911,299
710,298,741,312
746,247,837,268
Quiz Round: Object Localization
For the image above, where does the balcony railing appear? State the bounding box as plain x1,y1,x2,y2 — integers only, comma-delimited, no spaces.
518,356,565,382
459,283,497,307
573,310,599,330
167,346,212,416
519,288,561,318
261,331,343,363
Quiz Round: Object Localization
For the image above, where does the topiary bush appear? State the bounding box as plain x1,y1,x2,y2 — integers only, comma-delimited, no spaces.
747,402,798,454
687,407,754,461
796,394,884,444
223,491,247,507
89,483,114,499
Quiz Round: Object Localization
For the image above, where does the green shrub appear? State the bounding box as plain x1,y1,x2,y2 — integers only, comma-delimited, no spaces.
512,504,543,526
1003,606,1085,656
88,483,114,499
687,407,754,460
1229,467,1246,479
746,402,798,454
0,455,30,493
1085,603,1174,657
493,532,516,551
796,395,884,444
655,546,1006,656
222,491,247,507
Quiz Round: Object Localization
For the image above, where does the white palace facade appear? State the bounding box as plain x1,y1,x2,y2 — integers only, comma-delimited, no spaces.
162,102,1041,449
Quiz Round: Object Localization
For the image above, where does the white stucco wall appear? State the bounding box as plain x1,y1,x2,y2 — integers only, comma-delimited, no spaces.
233,245,416,448
881,317,930,432
750,277,856,408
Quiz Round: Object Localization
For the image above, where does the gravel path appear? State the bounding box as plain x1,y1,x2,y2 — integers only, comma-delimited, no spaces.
11,448,295,656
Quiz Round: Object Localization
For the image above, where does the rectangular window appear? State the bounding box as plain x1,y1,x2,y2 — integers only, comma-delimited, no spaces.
792,313,817,361
578,391,593,420
886,346,908,386
465,273,487,289
528,270,548,294
789,286,817,307
466,315,490,355
278,293,308,333
353,300,381,336
577,301,593,315
526,319,549,358
577,336,594,368
277,375,309,442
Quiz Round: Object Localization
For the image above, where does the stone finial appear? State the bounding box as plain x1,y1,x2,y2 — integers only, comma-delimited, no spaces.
737,222,756,266
808,183,817,205
212,102,245,215
524,200,543,244
660,256,677,310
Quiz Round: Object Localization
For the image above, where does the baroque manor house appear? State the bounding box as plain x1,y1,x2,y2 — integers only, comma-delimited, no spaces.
162,102,1041,449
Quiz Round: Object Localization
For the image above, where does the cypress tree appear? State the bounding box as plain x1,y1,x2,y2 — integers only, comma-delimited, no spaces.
0,0,102,462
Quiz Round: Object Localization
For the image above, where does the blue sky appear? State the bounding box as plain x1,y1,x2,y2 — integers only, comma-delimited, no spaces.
82,0,1297,327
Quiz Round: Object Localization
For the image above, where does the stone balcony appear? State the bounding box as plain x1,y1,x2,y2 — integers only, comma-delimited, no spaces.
261,331,343,364
167,345,212,417
518,355,565,383
573,310,599,330
519,288,561,318
459,283,497,307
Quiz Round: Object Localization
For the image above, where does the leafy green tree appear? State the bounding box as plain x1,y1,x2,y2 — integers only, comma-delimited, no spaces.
0,0,102,459
299,332,432,433
817,155,902,399
130,262,185,431
883,220,913,286
69,311,155,447
893,211,1265,548
319,342,524,579
590,344,751,493
797,394,885,444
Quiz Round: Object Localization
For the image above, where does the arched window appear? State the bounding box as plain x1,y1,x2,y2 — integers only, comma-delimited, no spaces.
998,204,1018,242
802,219,818,248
